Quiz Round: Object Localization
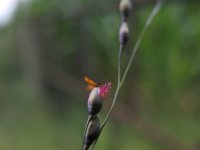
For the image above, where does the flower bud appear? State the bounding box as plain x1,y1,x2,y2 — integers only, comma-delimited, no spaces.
83,116,100,150
87,87,103,116
119,22,129,46
119,0,132,20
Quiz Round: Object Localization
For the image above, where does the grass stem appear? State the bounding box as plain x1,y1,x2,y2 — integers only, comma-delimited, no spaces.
90,1,163,149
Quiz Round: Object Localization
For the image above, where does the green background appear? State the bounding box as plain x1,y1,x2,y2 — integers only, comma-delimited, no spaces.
0,0,200,150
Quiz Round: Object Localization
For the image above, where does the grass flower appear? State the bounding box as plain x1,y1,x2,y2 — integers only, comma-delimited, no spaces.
85,77,111,115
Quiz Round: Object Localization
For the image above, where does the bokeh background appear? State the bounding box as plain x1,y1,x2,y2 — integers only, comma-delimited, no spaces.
0,0,200,150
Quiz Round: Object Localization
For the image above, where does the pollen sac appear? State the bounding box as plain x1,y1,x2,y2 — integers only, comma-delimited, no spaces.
119,0,132,21
83,116,100,150
119,22,129,46
87,87,103,116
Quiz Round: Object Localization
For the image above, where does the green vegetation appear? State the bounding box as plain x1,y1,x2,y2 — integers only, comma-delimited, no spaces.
0,0,199,150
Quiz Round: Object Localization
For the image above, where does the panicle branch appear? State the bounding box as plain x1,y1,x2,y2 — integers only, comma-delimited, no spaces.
81,1,163,150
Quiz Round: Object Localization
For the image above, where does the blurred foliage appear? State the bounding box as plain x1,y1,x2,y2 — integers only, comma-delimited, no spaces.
0,0,200,150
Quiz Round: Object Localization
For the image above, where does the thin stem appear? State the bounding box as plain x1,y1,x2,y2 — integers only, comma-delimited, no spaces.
118,45,124,85
91,85,121,150
90,0,163,149
121,0,163,85
101,84,121,128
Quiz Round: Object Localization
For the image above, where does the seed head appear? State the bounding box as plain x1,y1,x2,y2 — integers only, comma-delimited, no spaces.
119,22,129,46
83,116,100,150
87,88,103,116
119,0,132,20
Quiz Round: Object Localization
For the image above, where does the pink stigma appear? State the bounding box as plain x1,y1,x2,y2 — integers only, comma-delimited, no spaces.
99,82,111,99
